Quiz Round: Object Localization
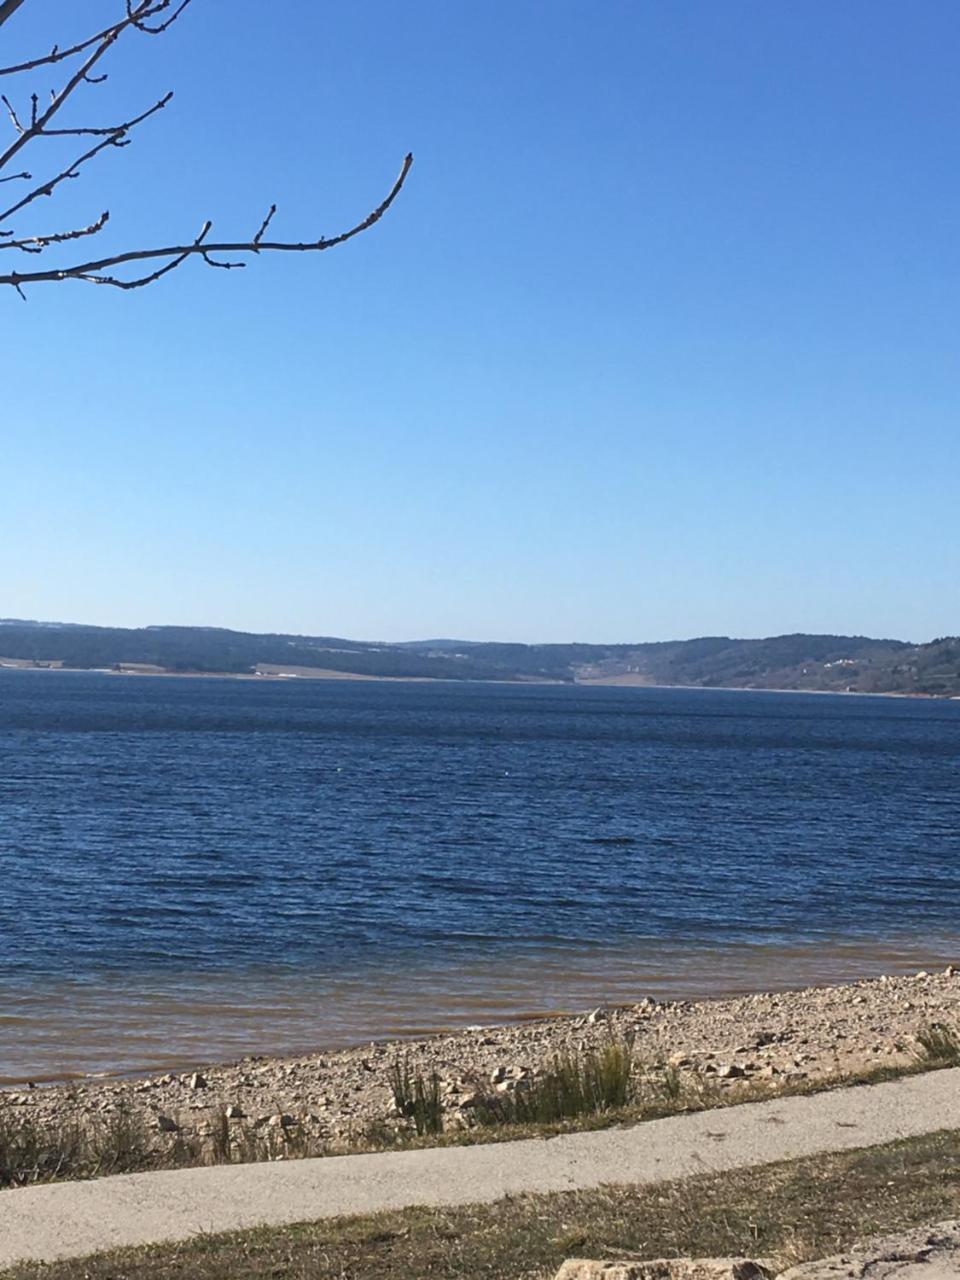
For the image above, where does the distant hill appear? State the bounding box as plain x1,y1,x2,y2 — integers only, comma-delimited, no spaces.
0,619,958,696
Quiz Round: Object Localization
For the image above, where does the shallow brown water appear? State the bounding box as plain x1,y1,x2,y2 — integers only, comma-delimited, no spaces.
3,935,958,1084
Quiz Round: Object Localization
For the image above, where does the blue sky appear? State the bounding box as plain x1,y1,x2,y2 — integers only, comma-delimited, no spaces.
2,1,957,643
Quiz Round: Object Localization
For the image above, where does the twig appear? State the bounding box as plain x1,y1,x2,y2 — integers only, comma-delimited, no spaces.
1,92,25,133
0,209,109,252
39,108,173,138
253,204,277,249
126,0,192,35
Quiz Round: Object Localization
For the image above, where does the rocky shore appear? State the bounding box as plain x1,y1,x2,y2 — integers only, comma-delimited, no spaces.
2,970,957,1147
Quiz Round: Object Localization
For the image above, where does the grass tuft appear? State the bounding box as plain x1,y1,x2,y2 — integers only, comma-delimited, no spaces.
0,1103,158,1188
0,1105,324,1189
916,1023,960,1066
474,1037,634,1127
655,1062,685,1105
389,1059,444,1135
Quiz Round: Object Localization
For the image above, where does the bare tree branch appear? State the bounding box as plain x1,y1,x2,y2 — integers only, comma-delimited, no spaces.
0,19,130,172
27,92,173,138
0,1,193,73
0,1,412,295
125,0,192,35
0,153,414,291
0,0,28,32
0,93,171,223
79,217,212,289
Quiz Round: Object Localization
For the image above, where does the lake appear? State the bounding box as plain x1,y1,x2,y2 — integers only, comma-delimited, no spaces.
1,671,958,1082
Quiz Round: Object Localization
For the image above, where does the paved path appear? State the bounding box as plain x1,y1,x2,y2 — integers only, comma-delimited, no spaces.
2,1068,958,1270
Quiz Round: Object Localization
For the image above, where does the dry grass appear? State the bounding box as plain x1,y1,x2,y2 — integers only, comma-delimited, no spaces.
916,1023,960,1067
4,1128,960,1280
0,1104,324,1189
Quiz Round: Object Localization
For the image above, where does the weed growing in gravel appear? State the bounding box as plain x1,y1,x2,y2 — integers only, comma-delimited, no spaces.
655,1063,685,1105
474,1037,635,1126
0,1104,156,1188
0,1104,326,1189
916,1022,960,1066
389,1060,444,1135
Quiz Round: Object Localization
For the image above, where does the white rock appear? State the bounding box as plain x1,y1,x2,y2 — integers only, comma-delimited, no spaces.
717,1064,746,1080
554,1257,772,1280
777,1218,960,1280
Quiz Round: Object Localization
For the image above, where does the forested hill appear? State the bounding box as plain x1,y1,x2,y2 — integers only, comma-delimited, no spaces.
1,619,958,696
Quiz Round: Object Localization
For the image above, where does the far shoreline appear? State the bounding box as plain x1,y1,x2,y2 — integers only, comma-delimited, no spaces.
0,661,953,699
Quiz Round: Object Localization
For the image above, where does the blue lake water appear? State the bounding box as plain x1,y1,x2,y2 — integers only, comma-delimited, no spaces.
1,671,958,1081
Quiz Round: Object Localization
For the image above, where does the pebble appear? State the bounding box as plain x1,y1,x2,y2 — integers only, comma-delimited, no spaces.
717,1064,746,1079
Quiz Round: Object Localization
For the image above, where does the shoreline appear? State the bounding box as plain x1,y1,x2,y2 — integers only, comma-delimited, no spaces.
6,936,960,1087
0,662,951,698
3,970,957,1146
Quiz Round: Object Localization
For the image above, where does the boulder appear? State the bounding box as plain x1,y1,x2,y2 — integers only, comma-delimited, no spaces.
554,1258,773,1280
777,1220,960,1280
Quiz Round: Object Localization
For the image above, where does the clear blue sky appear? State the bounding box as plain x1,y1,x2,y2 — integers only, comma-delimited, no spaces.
2,1,957,643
